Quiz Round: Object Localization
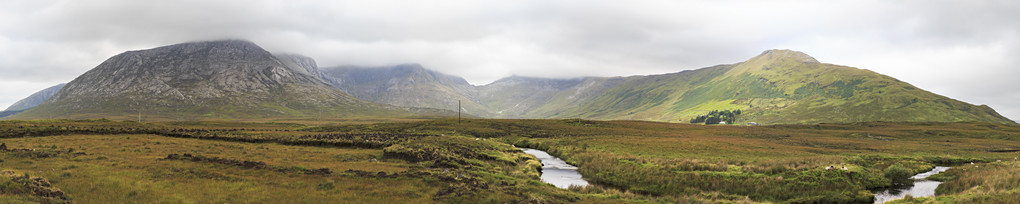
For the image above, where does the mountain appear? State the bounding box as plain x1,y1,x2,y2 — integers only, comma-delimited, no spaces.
275,54,327,82
477,76,591,118
321,64,487,116
0,83,66,119
17,40,1004,124
547,50,1014,124
9,40,448,120
324,49,1015,125
4,83,66,112
0,110,19,118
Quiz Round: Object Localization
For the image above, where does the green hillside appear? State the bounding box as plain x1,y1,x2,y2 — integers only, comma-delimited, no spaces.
476,76,587,118
543,49,1014,124
330,49,1014,125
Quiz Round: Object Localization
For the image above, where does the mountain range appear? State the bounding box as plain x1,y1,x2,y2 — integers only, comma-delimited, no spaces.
3,40,1014,124
6,40,451,121
319,50,1015,124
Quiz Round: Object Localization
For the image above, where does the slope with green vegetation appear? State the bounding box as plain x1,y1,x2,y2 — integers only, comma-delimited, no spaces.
475,76,590,118
322,49,1014,125
541,50,1014,124
699,49,1013,124
541,65,734,121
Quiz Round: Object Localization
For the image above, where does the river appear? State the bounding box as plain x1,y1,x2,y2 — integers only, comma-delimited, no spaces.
873,166,951,203
520,148,589,189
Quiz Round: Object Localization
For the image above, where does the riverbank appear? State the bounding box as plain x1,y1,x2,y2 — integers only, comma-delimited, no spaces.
520,148,589,188
2,119,1017,203
887,160,1020,203
499,120,1019,203
874,166,951,203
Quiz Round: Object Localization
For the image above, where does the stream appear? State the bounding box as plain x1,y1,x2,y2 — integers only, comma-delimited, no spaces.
520,148,590,189
873,166,951,203
520,147,953,200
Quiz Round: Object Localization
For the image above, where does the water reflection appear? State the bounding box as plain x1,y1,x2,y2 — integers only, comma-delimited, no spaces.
520,148,589,188
873,166,951,203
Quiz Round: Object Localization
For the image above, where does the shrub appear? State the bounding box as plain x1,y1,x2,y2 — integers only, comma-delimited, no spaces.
884,164,912,185
0,177,32,195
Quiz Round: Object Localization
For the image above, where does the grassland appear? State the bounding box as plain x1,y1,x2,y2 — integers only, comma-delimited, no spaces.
886,160,1020,204
0,119,1017,203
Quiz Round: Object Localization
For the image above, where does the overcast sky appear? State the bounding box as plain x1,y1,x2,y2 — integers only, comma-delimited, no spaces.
1,0,1018,120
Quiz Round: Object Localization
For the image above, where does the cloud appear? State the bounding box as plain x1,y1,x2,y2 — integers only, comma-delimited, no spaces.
0,0,1018,120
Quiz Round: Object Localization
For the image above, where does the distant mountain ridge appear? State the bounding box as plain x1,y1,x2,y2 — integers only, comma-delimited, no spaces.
322,49,1015,124
0,83,65,119
3,40,1011,124
9,40,451,120
4,83,65,112
321,64,485,116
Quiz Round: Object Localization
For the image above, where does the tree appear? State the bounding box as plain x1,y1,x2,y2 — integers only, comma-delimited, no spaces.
689,109,743,124
705,116,721,125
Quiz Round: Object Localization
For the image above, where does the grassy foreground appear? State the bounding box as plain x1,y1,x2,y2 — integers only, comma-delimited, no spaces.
0,119,1017,203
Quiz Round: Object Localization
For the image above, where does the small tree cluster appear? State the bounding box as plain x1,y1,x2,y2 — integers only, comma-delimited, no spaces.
689,109,741,125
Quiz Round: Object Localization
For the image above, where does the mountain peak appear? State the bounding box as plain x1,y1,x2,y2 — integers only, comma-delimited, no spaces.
116,39,274,65
191,39,258,46
755,49,819,64
391,63,428,72
167,39,262,50
9,39,376,120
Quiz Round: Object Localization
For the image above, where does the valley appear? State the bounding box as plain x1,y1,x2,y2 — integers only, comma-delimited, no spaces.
5,40,1011,126
0,40,1016,203
317,50,1015,125
2,1,1018,203
1,119,1017,203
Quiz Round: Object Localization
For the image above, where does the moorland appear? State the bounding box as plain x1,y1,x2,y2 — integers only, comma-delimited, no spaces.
2,40,1018,203
1,118,1017,203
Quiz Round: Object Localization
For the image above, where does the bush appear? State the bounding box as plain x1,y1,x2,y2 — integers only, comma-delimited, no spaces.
884,164,912,185
0,177,32,195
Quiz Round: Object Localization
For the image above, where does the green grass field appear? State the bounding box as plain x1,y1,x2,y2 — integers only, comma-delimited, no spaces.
0,119,1017,203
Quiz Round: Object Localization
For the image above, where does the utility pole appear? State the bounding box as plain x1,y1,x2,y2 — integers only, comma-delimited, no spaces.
458,100,461,123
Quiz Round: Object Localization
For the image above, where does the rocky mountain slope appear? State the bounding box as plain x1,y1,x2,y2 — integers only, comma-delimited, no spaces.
4,83,65,112
321,64,485,116
1,83,66,118
9,40,448,120
324,49,1015,124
